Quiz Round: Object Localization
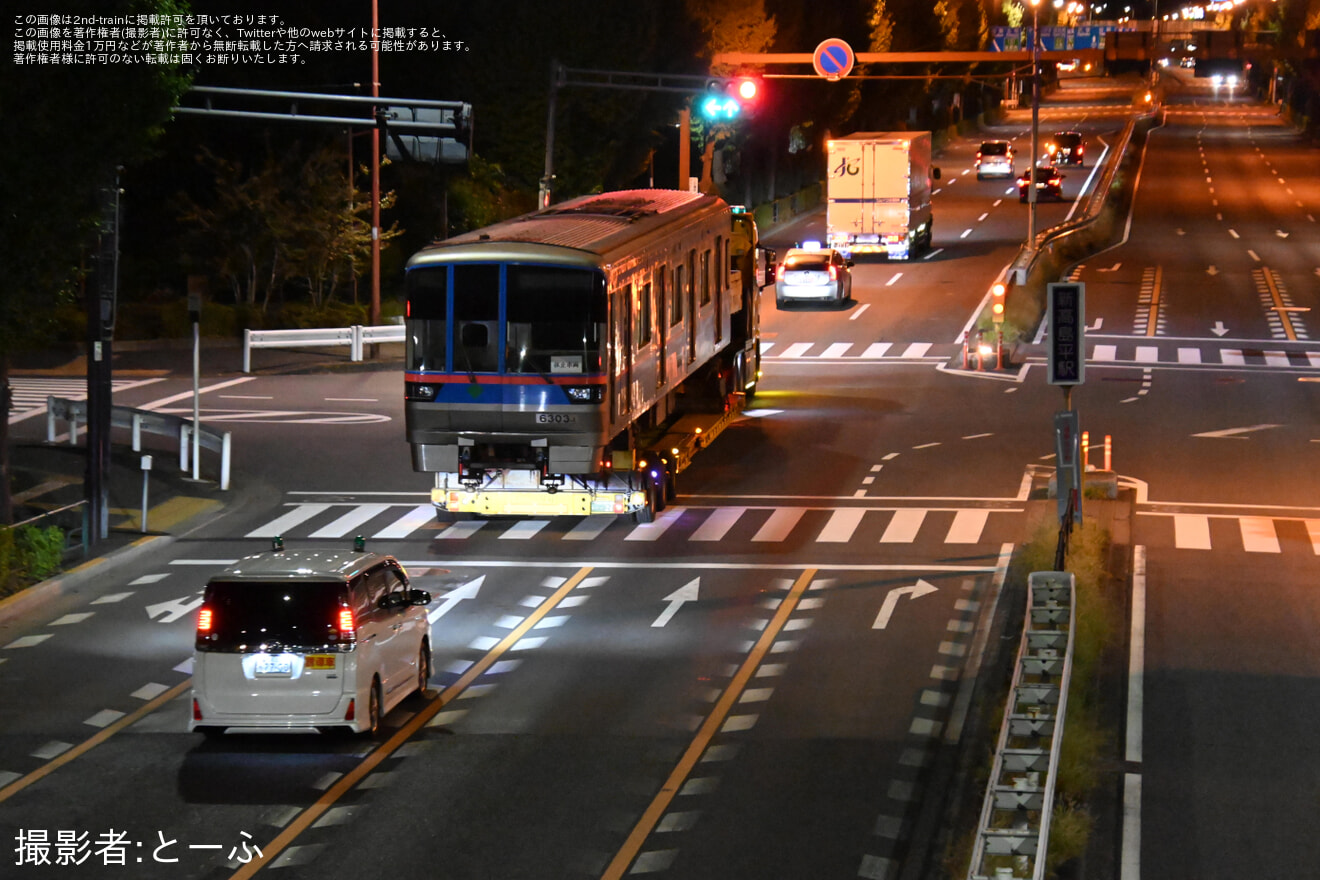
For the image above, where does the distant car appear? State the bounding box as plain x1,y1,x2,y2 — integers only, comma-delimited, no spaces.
1018,166,1065,203
190,542,433,737
775,247,853,308
1045,131,1085,166
975,140,1015,179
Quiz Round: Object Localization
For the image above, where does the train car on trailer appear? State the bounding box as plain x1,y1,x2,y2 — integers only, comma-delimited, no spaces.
403,189,761,522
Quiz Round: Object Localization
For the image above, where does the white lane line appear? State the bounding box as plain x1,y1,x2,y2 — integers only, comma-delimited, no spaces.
374,504,436,539
1228,229,1240,239
752,508,805,542
309,503,392,539
1239,517,1281,553
1173,514,1212,550
880,509,926,543
944,509,989,544
960,228,973,239
817,508,866,543
139,376,256,412
849,304,871,321
246,504,331,538
886,272,903,286
690,507,746,542
1126,544,1146,764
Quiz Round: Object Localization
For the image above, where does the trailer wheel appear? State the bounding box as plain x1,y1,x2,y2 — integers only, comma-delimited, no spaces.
632,469,663,523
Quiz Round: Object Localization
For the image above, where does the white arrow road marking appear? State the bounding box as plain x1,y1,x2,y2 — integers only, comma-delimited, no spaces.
1276,230,1289,238
1211,321,1229,336
1098,262,1121,272
1087,318,1104,331
652,578,700,628
146,594,204,623
428,576,483,624
1191,424,1281,439
872,579,939,630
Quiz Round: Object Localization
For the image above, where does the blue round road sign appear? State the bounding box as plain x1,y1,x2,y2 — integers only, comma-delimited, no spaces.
813,38,854,81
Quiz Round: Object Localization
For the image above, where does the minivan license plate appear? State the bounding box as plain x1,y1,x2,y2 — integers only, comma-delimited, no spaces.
254,654,293,675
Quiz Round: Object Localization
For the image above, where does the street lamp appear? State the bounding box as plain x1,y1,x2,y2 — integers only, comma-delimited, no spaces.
1028,0,1041,248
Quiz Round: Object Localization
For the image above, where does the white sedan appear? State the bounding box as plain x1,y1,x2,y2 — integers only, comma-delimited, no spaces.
775,247,853,308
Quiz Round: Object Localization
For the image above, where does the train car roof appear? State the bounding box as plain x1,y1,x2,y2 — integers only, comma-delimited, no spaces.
407,189,728,268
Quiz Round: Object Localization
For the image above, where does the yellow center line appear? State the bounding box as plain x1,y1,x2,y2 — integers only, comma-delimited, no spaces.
1145,265,1162,337
600,568,819,880
0,679,193,804
1262,267,1298,342
228,565,596,880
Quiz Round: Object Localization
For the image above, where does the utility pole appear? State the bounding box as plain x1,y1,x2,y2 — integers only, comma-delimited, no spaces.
1028,0,1042,249
85,170,121,544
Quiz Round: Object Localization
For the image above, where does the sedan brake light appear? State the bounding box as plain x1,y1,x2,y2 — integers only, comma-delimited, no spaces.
776,264,785,282
828,265,838,281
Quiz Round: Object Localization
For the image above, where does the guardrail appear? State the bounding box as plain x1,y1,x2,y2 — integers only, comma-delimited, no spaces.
242,323,406,372
45,397,232,490
967,571,1075,879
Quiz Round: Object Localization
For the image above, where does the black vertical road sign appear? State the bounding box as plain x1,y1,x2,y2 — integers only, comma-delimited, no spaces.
1047,282,1085,385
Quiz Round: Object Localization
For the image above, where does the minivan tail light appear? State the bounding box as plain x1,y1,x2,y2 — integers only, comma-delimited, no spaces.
344,698,356,721
337,607,355,635
775,264,785,282
192,699,203,721
197,607,213,632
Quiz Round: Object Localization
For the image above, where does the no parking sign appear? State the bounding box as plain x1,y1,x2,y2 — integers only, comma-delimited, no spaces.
812,38,854,81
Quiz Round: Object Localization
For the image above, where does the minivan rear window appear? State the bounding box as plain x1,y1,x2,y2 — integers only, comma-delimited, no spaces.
200,581,349,652
980,142,1009,155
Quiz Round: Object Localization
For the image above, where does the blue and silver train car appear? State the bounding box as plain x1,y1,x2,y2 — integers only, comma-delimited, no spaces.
403,189,760,520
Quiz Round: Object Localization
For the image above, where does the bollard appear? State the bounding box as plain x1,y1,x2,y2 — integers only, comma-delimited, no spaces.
997,328,1004,370
140,454,153,534
1082,431,1090,470
961,331,969,370
1104,434,1112,471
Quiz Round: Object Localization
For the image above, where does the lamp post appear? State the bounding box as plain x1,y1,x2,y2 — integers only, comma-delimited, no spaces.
1028,0,1041,249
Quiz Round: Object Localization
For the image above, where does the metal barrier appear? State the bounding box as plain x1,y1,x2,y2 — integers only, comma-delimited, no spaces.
242,323,406,372
967,571,1075,880
45,397,232,490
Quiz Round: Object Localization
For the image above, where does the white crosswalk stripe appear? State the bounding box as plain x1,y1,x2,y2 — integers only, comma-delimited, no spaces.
7,377,156,424
1082,345,1320,369
759,341,946,360
1157,514,1320,554
243,502,1012,548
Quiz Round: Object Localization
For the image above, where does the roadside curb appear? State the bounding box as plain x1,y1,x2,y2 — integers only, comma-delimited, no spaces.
0,534,176,629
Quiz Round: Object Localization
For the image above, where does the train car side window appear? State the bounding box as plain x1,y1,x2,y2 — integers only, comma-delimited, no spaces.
636,281,652,346
672,265,685,326
405,267,448,372
700,249,712,306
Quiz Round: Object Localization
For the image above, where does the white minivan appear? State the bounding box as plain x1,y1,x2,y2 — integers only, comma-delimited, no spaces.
190,543,432,736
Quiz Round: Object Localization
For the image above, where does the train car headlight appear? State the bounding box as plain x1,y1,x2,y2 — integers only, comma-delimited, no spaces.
406,382,440,401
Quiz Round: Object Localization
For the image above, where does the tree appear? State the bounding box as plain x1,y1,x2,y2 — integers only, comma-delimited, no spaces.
0,0,191,524
179,141,400,316
684,0,779,195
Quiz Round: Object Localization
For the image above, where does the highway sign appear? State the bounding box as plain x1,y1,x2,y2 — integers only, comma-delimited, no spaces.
813,38,855,81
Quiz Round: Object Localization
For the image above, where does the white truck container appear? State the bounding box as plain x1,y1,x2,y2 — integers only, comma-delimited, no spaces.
825,132,938,261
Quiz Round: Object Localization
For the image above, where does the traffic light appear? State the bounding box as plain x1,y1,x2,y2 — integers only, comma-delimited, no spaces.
991,281,1007,324
699,77,761,120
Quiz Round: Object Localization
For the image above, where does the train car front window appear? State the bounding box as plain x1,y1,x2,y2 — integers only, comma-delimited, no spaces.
453,264,501,373
405,267,447,372
505,266,605,374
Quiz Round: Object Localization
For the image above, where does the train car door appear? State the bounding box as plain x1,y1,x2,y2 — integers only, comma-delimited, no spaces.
686,248,697,364
611,284,632,423
655,266,667,389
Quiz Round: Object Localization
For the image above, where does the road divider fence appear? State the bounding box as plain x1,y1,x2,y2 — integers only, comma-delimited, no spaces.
45,397,232,490
242,323,406,372
967,570,1075,880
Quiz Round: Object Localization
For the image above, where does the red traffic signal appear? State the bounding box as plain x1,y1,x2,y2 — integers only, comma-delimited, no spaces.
735,77,760,101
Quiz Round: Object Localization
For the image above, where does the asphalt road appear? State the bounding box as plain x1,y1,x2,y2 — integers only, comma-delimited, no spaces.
4,70,1320,880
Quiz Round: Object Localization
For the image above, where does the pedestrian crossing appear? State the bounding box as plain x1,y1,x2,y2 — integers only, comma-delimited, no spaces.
1144,513,1320,555
760,341,946,361
1085,343,1320,369
7,377,152,423
244,502,1018,548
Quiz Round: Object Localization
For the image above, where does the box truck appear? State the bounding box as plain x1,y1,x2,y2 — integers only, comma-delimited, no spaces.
825,132,938,261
